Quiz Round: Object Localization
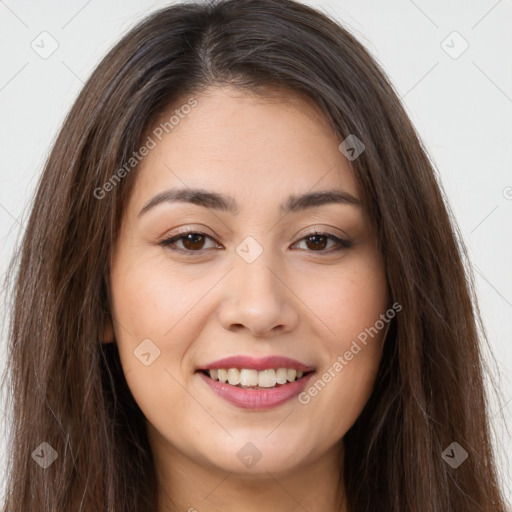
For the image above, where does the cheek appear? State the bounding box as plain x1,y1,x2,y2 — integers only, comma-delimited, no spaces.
306,247,388,347
110,250,213,347
109,254,210,442
108,251,191,398
297,317,385,451
297,250,387,436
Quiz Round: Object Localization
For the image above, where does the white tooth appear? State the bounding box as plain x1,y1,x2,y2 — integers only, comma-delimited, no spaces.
218,369,228,383
276,368,288,385
209,369,218,380
296,370,304,379
227,368,240,386
258,369,277,387
240,369,258,387
286,369,297,382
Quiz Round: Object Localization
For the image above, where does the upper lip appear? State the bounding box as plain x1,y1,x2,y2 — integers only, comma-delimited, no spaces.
197,355,314,372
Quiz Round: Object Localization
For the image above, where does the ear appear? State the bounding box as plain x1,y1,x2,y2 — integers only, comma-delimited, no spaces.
102,314,115,344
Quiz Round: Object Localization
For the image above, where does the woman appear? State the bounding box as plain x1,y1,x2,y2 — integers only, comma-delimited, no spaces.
1,0,506,510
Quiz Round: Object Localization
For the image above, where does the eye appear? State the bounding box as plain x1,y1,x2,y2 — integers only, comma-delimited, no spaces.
160,230,221,255
160,229,353,255
292,231,353,252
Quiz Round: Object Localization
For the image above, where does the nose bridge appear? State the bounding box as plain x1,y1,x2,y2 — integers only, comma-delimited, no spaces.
233,235,282,306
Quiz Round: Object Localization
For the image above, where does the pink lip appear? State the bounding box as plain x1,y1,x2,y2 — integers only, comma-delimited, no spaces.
197,355,314,372
198,371,315,410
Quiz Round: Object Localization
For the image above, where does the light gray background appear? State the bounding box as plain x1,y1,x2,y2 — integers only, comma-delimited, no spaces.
1,0,511,504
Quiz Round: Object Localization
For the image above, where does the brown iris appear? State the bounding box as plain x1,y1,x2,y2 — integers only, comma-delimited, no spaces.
304,234,328,251
181,233,207,250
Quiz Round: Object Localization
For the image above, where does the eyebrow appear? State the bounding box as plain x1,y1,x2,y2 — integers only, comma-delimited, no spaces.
138,187,361,217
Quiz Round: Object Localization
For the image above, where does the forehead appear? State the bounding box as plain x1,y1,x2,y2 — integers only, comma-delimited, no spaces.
130,86,361,211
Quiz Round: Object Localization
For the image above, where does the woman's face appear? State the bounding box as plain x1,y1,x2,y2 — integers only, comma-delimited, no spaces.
109,86,388,477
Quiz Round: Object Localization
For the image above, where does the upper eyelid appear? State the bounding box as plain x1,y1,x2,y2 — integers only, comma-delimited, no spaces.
166,223,349,240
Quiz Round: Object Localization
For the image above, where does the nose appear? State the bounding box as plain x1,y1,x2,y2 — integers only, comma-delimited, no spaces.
217,248,300,338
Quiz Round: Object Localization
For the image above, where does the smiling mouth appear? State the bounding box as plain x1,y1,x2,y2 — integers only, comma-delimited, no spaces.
197,368,314,390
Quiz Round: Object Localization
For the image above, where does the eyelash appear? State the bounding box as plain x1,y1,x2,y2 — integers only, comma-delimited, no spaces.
159,228,353,256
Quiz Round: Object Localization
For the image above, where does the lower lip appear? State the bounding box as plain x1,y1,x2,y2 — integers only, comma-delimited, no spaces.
197,371,314,410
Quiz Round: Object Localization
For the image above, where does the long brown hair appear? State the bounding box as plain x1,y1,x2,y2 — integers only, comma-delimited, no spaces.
1,0,506,510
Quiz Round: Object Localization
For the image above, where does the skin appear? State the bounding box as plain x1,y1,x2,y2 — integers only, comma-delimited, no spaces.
107,85,389,512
